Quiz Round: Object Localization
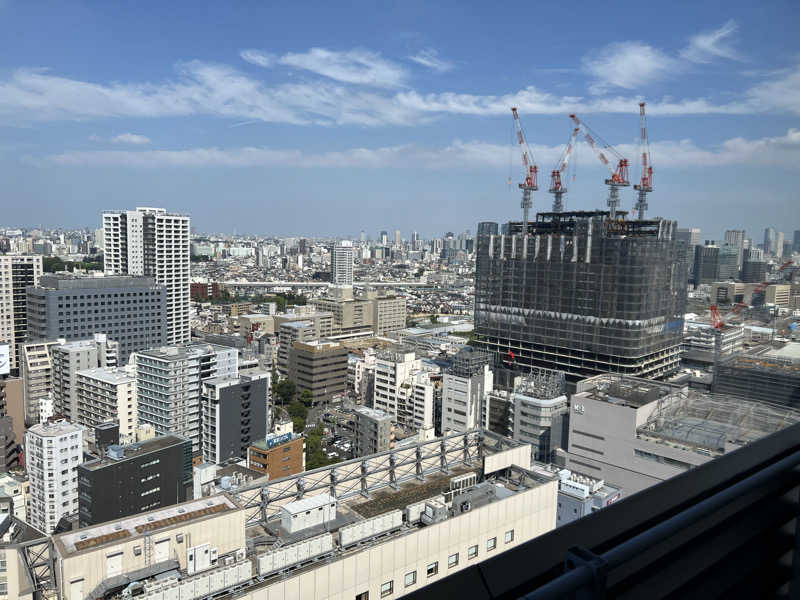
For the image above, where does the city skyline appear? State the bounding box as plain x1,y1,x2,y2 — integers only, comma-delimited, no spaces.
1,2,799,238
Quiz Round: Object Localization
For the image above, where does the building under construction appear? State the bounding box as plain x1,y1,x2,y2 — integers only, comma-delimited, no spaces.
474,210,687,383
713,343,800,408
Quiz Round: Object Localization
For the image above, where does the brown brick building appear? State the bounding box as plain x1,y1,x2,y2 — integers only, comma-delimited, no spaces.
248,434,305,479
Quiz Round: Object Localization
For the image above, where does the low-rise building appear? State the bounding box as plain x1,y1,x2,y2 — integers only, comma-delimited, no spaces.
354,406,394,456
247,433,305,479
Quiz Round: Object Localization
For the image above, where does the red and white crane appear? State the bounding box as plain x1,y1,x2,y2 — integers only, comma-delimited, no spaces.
633,102,653,220
548,125,580,213
569,113,630,220
511,107,538,233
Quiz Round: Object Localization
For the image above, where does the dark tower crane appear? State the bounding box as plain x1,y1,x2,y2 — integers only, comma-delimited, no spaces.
633,101,653,220
570,113,630,220
548,126,580,213
511,107,538,233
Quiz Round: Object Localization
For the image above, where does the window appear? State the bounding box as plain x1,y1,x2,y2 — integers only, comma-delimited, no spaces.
448,553,459,568
426,562,438,577
505,530,514,544
487,537,497,551
468,545,478,559
404,571,416,587
380,581,393,597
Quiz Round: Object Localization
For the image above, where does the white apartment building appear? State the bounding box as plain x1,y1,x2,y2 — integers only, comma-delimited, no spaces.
331,241,354,286
20,339,63,426
442,349,493,433
51,334,118,423
76,367,137,444
103,207,191,345
0,254,42,375
0,473,28,521
373,348,438,432
134,343,238,451
25,419,83,534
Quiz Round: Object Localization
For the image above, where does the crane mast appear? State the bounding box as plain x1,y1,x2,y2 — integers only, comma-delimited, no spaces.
548,126,580,213
570,113,630,220
633,101,653,220
511,107,538,233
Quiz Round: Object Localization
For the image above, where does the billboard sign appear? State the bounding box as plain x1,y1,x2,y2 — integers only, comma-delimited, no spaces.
0,345,9,375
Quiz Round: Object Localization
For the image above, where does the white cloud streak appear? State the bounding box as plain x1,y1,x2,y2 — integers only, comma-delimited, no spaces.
277,48,408,88
44,129,800,170
111,132,151,145
583,42,680,94
408,49,454,73
240,49,275,68
681,20,743,63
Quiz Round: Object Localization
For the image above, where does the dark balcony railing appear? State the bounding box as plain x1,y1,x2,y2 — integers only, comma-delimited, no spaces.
407,421,800,600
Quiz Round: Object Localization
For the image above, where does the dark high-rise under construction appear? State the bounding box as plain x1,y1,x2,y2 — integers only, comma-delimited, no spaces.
474,211,687,382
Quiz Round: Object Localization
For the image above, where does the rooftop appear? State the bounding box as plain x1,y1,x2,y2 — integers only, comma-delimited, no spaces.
77,367,133,385
354,406,392,421
38,274,160,290
27,419,82,438
79,434,187,471
136,342,234,361
581,374,682,409
765,342,800,362
54,494,239,556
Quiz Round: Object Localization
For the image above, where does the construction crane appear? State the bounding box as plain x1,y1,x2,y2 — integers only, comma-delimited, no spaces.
709,259,793,385
570,113,630,220
548,125,580,213
511,107,538,233
633,102,653,220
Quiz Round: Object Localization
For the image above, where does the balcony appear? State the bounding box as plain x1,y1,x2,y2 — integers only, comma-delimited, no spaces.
408,421,800,600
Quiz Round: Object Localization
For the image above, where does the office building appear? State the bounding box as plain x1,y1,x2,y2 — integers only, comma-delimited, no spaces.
20,339,62,426
717,243,740,280
354,406,394,456
563,374,800,494
0,254,42,375
275,311,333,375
201,371,270,464
287,341,347,404
693,244,720,286
103,207,191,345
373,347,437,432
777,231,785,257
794,230,800,253
764,227,777,254
312,286,374,338
51,334,119,423
75,367,137,443
26,274,167,363
77,433,192,527
364,289,406,336
682,323,744,357
135,343,238,451
741,260,767,283
483,368,568,462
724,229,745,249
248,432,305,479
552,469,621,527
442,347,493,433
676,227,700,281
331,241,354,286
25,419,83,534
475,213,686,382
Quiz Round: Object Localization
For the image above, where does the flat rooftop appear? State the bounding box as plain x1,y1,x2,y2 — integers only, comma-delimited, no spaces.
54,494,239,556
136,342,233,361
583,374,681,409
80,434,187,471
765,342,800,362
78,367,133,385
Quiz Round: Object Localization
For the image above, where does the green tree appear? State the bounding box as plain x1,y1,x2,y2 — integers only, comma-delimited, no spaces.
274,379,296,406
300,389,314,407
304,425,338,470
429,314,439,324
287,399,308,432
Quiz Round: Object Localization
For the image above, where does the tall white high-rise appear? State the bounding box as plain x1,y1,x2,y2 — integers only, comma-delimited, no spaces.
331,241,354,286
0,254,42,375
103,207,191,344
25,419,84,533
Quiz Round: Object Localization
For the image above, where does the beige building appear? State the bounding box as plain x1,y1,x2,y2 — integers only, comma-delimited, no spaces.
711,281,791,308
20,339,62,426
76,366,137,443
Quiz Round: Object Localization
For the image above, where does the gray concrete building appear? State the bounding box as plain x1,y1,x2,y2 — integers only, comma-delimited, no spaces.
287,341,348,405
0,254,42,376
354,406,394,456
26,274,167,363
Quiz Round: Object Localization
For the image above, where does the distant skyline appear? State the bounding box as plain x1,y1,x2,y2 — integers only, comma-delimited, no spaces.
1,1,799,239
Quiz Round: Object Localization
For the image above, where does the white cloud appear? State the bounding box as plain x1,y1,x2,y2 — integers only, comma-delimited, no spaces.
681,20,743,63
408,49,454,73
278,48,408,88
112,132,151,145
240,49,275,68
43,129,800,170
745,65,800,114
582,42,680,94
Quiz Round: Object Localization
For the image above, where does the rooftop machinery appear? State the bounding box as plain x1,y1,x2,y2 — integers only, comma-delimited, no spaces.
548,126,580,213
570,113,630,220
511,107,538,233
633,102,654,220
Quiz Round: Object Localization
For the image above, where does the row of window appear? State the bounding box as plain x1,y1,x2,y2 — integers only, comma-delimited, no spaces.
379,531,514,597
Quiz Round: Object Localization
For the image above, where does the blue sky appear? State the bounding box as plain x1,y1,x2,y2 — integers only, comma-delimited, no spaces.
1,0,799,240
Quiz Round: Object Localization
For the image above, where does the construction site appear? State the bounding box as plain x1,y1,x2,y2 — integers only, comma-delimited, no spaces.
474,104,687,384
713,342,800,408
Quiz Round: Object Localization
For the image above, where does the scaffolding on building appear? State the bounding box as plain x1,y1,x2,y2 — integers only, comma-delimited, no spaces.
515,367,565,400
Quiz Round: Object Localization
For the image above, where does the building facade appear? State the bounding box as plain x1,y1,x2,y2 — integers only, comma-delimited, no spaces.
103,207,191,345
26,274,167,363
20,339,62,426
77,434,192,527
247,433,305,479
287,341,347,404
0,255,42,375
354,406,394,456
76,367,137,443
442,348,493,433
135,343,238,451
475,214,686,382
25,419,83,534
201,371,270,464
331,241,354,286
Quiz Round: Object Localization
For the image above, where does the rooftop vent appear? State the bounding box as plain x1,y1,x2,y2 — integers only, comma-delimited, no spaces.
107,445,124,460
